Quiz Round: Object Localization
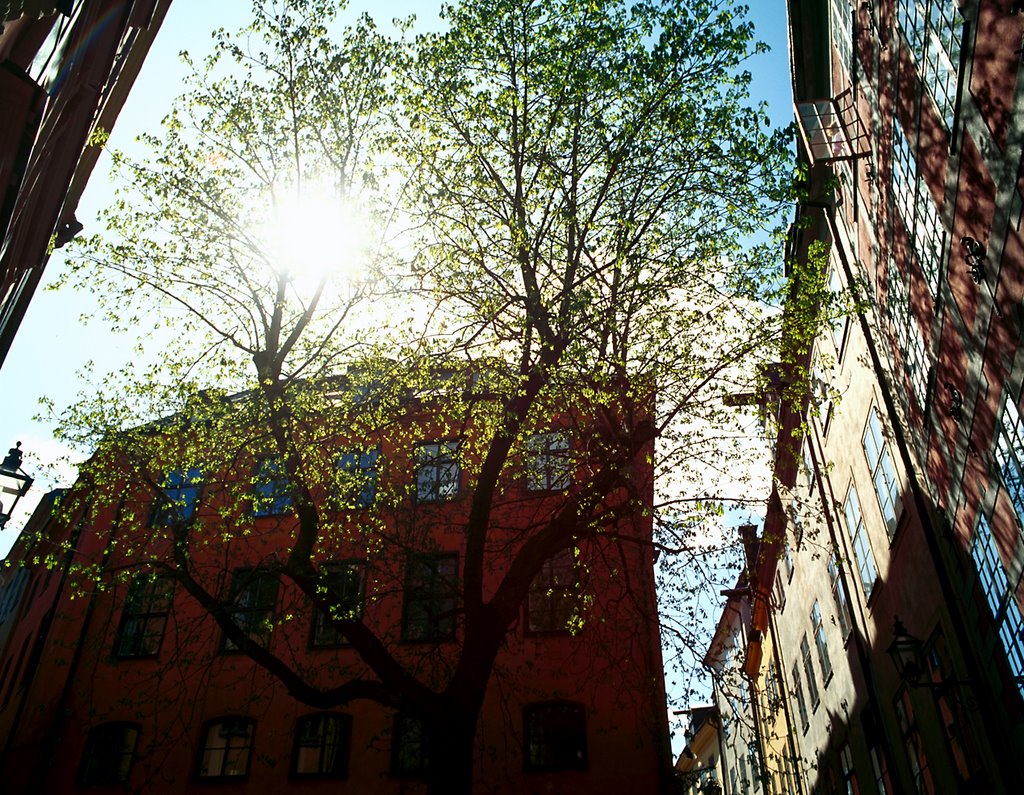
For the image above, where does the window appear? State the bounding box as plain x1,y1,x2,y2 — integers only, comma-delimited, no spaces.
311,562,364,648
994,395,1024,524
77,723,139,786
224,570,278,650
969,515,1024,694
524,702,587,771
783,750,799,795
414,441,459,502
924,630,979,781
828,266,848,353
0,568,29,624
198,717,254,779
252,457,292,516
828,553,852,639
843,485,879,598
526,548,576,633
894,689,934,793
791,663,809,731
115,573,174,658
773,570,787,611
896,0,962,131
526,432,571,491
402,554,458,641
863,407,900,538
765,662,780,715
831,0,854,77
870,744,891,794
886,257,930,406
802,440,815,491
334,449,378,509
151,467,202,525
800,635,820,709
293,713,352,778
783,535,795,581
391,713,427,777
811,601,833,684
890,117,945,297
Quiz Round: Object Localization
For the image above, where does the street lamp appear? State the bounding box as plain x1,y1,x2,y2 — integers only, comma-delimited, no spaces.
0,442,33,528
886,617,927,685
887,617,979,710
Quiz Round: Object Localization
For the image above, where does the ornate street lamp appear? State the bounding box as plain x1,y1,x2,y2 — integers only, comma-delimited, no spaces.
887,617,981,710
0,442,32,528
886,617,926,685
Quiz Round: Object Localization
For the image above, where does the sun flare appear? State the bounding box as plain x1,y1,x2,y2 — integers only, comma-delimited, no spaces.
261,187,371,288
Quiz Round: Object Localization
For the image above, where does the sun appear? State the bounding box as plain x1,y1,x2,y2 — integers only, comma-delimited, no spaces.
261,186,371,289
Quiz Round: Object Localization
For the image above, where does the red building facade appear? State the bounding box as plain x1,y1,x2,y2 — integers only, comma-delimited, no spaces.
0,382,670,793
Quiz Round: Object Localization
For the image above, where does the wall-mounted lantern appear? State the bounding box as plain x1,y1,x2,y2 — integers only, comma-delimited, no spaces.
0,442,32,528
960,236,986,284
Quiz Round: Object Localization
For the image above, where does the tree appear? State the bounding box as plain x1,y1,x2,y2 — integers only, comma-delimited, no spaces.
46,1,791,792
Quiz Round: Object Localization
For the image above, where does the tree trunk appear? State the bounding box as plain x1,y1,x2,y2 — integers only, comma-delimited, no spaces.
425,704,480,795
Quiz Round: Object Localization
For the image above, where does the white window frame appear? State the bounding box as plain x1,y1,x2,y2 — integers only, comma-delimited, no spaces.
891,116,944,298
886,256,930,406
811,600,834,682
896,0,962,131
863,406,901,538
844,484,879,598
970,515,1024,695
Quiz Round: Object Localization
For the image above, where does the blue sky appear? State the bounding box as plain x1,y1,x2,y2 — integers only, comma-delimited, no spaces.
0,0,793,552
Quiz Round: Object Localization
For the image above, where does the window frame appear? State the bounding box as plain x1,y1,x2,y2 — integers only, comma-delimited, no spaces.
969,514,1024,695
843,483,879,599
292,712,352,779
886,254,931,407
333,448,379,509
77,722,140,786
310,561,365,649
525,548,577,635
800,634,820,710
196,716,255,781
523,701,588,772
890,115,945,298
895,0,963,132
401,553,458,642
811,600,834,684
150,466,203,526
414,441,460,503
114,573,175,659
828,553,853,640
223,569,279,651
863,406,901,539
994,395,1024,527
252,456,293,517
893,687,934,793
390,713,427,778
792,662,809,733
526,432,571,492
